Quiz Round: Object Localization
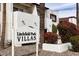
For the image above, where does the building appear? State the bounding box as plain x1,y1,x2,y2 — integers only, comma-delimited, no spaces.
0,3,79,51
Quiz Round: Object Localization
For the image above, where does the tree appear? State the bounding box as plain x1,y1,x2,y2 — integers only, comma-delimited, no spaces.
39,3,45,49
1,3,6,48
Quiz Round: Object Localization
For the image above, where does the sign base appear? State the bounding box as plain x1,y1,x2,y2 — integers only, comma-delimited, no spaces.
42,43,72,53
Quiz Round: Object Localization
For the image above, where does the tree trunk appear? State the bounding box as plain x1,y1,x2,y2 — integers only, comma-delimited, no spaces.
39,3,45,49
1,3,6,49
76,3,79,27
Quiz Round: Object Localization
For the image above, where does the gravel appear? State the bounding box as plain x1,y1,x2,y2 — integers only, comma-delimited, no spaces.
38,49,79,56
14,44,36,56
0,46,12,56
0,43,79,56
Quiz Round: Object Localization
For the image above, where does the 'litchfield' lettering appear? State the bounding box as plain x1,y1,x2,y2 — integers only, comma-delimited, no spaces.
17,32,36,42
17,32,36,36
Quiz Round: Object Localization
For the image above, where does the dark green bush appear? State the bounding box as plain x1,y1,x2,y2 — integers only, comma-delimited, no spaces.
52,24,57,33
70,35,79,52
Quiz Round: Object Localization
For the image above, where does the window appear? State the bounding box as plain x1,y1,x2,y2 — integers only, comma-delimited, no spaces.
50,14,57,22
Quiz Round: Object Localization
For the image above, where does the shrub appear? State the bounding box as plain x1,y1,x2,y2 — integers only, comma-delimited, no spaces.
44,32,58,44
52,24,57,33
57,21,79,43
70,35,79,52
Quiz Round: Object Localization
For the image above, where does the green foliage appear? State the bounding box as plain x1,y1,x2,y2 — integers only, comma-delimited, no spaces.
52,24,57,33
70,35,79,52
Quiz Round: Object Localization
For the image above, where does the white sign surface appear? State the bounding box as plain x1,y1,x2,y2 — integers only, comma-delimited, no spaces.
13,6,40,46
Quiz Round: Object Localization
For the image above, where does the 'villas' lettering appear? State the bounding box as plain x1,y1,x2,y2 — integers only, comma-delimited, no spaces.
17,32,36,42
17,36,36,42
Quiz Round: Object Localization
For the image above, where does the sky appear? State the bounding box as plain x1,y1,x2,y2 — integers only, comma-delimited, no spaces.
45,3,76,11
